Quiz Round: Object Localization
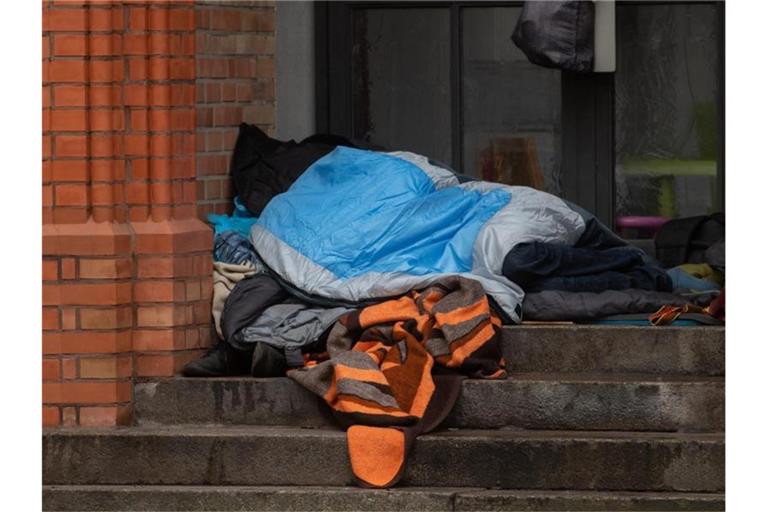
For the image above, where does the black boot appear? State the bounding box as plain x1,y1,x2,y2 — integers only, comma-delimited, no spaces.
251,342,287,377
182,340,252,377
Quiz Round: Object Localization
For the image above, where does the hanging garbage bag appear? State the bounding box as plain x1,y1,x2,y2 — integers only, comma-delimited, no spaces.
511,1,595,73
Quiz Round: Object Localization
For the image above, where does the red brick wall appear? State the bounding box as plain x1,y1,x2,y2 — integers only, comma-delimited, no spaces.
195,0,276,218
42,0,212,427
42,0,277,427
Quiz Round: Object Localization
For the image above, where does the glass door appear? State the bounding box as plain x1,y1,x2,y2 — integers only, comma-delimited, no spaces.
461,6,562,194
351,8,452,164
318,1,724,229
614,2,723,237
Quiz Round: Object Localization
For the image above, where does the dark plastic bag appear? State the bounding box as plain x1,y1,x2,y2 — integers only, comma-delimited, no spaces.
511,1,595,73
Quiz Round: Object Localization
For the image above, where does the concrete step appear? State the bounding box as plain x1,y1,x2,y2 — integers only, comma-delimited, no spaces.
499,325,724,375
43,426,724,492
42,485,725,511
135,374,724,432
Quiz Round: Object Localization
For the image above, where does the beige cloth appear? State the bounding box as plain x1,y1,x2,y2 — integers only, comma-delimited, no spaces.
212,261,257,339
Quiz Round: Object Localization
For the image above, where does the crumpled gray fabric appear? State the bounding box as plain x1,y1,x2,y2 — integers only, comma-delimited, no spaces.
522,288,715,322
223,274,287,347
237,302,352,366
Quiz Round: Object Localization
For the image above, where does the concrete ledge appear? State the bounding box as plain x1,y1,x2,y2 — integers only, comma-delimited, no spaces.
500,325,724,375
43,426,724,492
43,485,725,511
135,374,724,432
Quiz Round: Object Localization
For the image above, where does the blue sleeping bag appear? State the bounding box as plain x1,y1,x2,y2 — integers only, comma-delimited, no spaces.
251,147,585,323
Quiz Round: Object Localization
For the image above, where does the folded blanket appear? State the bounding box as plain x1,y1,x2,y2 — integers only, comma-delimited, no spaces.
220,274,288,348
288,276,506,488
522,289,704,321
236,301,352,366
524,266,673,293
502,241,672,293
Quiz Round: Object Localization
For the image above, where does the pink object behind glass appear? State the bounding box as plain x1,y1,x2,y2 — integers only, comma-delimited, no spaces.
615,215,670,238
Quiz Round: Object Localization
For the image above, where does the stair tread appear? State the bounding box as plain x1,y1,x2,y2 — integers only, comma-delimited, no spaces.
475,372,723,383
164,373,724,384
44,426,724,491
498,324,724,376
42,485,726,511
44,484,725,496
501,325,724,331
44,424,725,440
133,372,724,431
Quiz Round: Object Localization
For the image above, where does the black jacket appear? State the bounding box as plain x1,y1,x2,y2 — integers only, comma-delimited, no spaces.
230,124,375,216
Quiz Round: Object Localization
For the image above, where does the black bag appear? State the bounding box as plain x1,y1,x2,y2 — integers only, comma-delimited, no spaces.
230,124,369,216
654,213,725,269
511,1,595,73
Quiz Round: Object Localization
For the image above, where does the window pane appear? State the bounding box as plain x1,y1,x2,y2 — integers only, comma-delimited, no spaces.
615,4,721,235
351,8,451,164
462,7,562,194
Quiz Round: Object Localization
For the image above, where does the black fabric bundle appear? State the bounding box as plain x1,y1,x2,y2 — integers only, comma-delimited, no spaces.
230,124,374,216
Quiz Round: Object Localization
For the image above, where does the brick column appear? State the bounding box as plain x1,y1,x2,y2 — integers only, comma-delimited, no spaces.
42,0,212,427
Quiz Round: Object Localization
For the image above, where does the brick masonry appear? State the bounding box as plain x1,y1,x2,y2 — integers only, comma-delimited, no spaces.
195,0,276,218
42,0,276,427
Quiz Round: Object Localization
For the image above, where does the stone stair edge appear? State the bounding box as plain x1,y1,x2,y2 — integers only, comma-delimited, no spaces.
501,325,724,331
43,424,725,440
43,425,724,491
42,484,727,497
145,373,725,384
41,485,727,512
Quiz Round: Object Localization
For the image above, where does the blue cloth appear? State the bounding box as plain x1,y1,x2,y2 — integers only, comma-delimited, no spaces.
232,196,253,218
207,197,257,237
208,201,261,266
503,241,672,293
208,214,259,238
256,147,511,278
666,267,720,292
213,231,261,267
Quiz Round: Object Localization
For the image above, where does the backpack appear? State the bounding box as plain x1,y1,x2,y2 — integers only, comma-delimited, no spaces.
654,213,725,269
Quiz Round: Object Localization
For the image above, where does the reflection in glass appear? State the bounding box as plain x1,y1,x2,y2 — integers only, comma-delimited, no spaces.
615,3,721,236
352,9,452,164
462,7,562,194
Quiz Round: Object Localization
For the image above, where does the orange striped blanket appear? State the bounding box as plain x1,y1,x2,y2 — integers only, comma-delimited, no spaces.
288,276,506,488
